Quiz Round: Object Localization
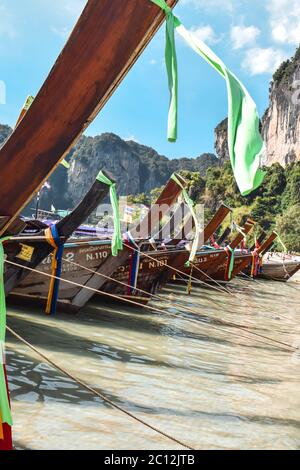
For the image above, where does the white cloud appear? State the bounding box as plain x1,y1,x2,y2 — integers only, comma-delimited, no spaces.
267,0,300,45
242,47,286,75
231,25,260,50
188,25,219,45
0,4,16,39
149,59,157,65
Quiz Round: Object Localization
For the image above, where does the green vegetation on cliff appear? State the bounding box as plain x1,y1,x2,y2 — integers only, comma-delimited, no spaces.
272,45,300,86
179,162,300,252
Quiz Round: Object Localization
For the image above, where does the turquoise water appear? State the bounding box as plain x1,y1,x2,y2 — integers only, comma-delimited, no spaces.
5,278,300,450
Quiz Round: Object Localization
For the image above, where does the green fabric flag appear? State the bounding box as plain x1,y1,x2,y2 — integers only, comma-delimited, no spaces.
96,171,123,257
150,0,266,196
0,238,12,426
60,159,70,169
226,245,235,280
274,232,287,253
171,174,200,266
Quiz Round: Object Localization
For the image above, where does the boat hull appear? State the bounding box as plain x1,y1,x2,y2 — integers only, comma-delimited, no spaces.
256,260,300,282
11,241,182,311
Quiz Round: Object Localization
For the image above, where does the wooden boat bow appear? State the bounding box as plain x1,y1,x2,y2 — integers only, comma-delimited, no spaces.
0,0,178,235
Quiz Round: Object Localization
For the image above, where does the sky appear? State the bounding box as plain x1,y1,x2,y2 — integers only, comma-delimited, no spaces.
0,0,299,159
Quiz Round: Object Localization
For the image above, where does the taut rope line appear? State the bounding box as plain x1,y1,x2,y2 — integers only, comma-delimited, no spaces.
6,326,194,450
59,255,264,333
5,259,298,352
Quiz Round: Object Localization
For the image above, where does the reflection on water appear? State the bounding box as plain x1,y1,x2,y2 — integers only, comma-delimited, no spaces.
5,278,300,450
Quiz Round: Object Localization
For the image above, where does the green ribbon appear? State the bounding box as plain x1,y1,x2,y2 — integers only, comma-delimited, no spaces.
151,0,180,142
171,174,200,266
96,171,123,257
274,232,287,253
0,237,12,426
60,159,70,169
226,245,235,280
150,0,265,196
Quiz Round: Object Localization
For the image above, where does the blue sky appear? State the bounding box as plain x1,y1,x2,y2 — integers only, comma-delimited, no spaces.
0,0,299,159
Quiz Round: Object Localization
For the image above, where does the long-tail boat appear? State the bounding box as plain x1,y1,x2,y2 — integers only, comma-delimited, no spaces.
0,0,178,238
176,219,256,284
156,204,233,287
11,174,188,310
5,170,114,297
211,231,278,282
255,255,300,281
245,234,300,282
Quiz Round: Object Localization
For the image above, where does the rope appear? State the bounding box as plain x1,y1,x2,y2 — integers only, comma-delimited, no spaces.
6,258,298,352
58,255,269,335
6,326,194,450
190,258,296,324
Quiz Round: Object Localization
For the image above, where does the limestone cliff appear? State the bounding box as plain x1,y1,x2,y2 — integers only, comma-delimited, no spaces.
67,133,218,206
262,47,300,166
214,118,229,164
0,125,218,210
0,124,11,146
214,46,300,167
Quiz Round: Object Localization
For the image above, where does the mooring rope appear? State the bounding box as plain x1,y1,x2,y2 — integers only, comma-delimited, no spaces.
5,259,298,352
130,242,296,326
115,245,296,325
4,259,274,351
6,325,194,450
59,255,262,332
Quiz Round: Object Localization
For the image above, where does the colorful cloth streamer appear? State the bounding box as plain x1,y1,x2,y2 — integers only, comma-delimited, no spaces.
274,232,287,253
251,240,263,278
224,246,235,281
251,251,259,278
124,232,140,296
45,225,64,315
96,171,123,257
170,174,200,267
0,237,13,450
210,235,220,250
150,0,266,196
0,367,12,451
240,236,248,254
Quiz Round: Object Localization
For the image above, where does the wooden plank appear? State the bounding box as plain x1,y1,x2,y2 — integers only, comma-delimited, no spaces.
217,226,231,245
203,205,232,244
250,231,266,251
229,219,255,250
0,0,178,234
132,174,187,240
257,232,277,256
